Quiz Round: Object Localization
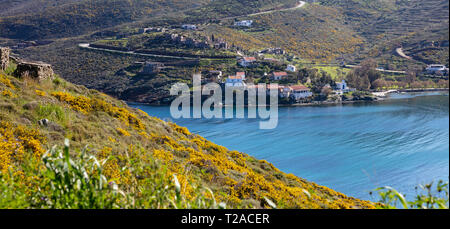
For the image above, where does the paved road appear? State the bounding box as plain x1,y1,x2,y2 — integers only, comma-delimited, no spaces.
345,64,406,74
248,1,306,16
78,43,233,61
78,2,307,60
222,1,306,20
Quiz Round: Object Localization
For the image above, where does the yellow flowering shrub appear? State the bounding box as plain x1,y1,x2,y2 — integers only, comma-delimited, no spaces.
51,91,145,130
0,122,46,173
0,73,15,90
91,99,145,130
153,149,173,162
2,89,15,97
117,128,131,136
103,157,122,184
51,91,92,114
169,123,191,136
35,90,46,96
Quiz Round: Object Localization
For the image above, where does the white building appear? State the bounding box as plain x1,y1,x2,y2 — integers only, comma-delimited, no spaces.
426,64,449,75
239,57,257,67
333,80,355,95
280,86,292,98
286,65,297,72
181,24,197,30
289,85,313,100
235,20,253,27
271,72,288,81
225,75,246,88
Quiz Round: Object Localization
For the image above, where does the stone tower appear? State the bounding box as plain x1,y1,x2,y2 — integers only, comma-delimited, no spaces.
0,47,10,71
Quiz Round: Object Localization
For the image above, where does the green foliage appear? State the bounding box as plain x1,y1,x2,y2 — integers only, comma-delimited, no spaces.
3,62,17,76
52,75,66,88
372,180,449,209
0,0,210,40
0,139,222,209
319,0,449,67
187,0,298,20
36,104,67,123
0,174,29,209
36,140,123,209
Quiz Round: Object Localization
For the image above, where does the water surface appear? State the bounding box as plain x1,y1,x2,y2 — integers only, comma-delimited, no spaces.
132,92,449,201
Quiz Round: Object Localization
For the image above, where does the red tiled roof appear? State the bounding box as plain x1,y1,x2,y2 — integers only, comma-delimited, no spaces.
289,85,310,91
273,72,288,77
228,75,243,80
243,57,256,62
236,72,246,77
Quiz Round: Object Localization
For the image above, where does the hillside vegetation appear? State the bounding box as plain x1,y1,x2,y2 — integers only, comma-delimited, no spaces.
319,0,449,66
202,3,363,61
186,0,298,20
0,63,376,209
1,0,448,67
1,0,448,107
0,0,84,17
0,0,211,40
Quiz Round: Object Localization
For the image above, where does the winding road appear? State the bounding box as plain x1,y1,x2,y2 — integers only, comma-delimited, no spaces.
79,43,202,60
248,1,306,17
79,1,307,59
218,1,306,20
345,64,406,74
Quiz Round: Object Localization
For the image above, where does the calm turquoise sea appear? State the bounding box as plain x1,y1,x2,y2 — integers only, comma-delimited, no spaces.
132,92,449,201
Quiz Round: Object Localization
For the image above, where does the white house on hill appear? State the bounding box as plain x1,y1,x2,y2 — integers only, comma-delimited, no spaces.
271,72,288,80
225,75,246,88
181,24,197,30
286,64,297,72
426,64,449,75
239,57,257,67
235,20,253,27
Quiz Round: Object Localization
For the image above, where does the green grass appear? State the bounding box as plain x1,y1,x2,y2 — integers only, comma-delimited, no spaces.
4,63,17,76
312,66,351,80
36,104,67,123
0,140,222,209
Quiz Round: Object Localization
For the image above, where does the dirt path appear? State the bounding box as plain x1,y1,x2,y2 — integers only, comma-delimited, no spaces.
396,47,413,60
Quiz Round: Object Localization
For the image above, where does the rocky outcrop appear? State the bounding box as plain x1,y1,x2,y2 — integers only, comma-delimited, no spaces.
14,61,54,81
0,47,10,71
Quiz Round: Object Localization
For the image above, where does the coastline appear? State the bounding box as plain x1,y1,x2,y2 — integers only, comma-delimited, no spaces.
398,88,449,93
128,89,449,108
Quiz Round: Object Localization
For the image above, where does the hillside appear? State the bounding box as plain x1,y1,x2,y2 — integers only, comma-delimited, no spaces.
1,0,448,66
0,0,447,106
201,3,363,61
185,0,299,20
0,58,376,209
318,0,449,67
0,0,84,17
0,0,211,40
